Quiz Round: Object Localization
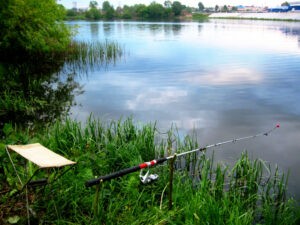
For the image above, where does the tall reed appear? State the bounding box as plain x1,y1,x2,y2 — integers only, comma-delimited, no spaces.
1,117,299,224
63,40,124,74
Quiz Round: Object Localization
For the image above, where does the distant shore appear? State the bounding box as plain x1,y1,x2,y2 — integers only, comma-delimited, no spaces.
209,12,300,21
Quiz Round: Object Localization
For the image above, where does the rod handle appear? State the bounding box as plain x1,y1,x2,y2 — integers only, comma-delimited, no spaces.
85,165,140,187
85,157,167,187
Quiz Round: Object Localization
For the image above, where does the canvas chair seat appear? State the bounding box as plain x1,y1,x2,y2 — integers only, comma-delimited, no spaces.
7,143,76,168
6,143,76,189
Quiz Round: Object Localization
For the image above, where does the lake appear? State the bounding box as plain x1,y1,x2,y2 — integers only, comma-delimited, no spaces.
68,20,300,199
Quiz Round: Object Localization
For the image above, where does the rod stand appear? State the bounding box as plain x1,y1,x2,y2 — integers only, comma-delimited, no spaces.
93,180,103,219
168,154,177,210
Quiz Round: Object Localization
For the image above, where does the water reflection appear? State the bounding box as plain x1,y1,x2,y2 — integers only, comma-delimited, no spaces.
280,24,300,36
90,23,99,39
171,24,182,35
0,60,82,130
183,67,262,85
279,24,300,46
70,20,300,199
103,23,112,36
149,24,162,32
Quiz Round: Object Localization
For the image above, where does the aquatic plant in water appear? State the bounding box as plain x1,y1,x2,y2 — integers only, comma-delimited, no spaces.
63,40,124,74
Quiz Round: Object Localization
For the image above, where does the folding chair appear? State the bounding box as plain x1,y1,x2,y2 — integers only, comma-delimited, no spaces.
5,143,76,190
5,143,76,223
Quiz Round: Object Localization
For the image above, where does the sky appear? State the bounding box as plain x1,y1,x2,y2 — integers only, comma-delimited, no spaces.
58,0,286,9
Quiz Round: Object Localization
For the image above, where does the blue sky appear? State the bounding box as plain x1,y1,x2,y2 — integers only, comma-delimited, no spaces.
58,0,285,9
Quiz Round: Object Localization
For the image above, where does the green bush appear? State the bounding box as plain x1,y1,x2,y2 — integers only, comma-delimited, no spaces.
0,0,71,57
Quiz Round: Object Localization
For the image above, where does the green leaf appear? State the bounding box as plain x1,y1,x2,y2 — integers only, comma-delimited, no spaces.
3,123,13,136
0,143,6,156
7,215,20,224
9,189,18,197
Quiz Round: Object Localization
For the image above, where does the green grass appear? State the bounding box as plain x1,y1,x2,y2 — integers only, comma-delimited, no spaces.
192,13,210,21
1,117,300,224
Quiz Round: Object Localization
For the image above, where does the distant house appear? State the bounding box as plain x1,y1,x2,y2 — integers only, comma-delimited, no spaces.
268,2,300,12
237,5,266,12
268,6,290,12
289,2,300,11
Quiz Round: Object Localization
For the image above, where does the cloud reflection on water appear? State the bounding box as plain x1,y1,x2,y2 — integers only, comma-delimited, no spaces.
183,67,262,85
70,20,300,199
126,87,187,110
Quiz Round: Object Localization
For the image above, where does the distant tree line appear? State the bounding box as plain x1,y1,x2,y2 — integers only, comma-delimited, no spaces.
65,1,208,20
65,1,262,21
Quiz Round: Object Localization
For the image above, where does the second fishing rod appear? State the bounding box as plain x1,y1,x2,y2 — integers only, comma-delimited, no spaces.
85,124,280,188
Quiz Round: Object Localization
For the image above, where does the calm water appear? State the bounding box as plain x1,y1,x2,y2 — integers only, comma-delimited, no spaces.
68,20,300,199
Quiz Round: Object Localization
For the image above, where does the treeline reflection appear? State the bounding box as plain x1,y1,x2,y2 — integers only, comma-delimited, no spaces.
0,40,124,131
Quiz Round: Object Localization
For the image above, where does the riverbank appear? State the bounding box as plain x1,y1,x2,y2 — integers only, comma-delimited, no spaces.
1,117,300,224
209,12,300,21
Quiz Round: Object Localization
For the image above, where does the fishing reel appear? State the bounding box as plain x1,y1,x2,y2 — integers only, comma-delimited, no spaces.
139,169,159,184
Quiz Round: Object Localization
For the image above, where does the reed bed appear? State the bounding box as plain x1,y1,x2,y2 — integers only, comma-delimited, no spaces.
63,40,124,74
1,117,299,224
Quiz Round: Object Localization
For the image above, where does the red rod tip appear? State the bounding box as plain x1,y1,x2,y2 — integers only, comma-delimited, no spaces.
276,123,280,128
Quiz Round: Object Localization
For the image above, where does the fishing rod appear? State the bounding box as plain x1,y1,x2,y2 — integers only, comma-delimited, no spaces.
85,124,280,188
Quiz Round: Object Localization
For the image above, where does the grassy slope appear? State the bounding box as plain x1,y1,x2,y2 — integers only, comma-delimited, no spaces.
1,117,300,224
